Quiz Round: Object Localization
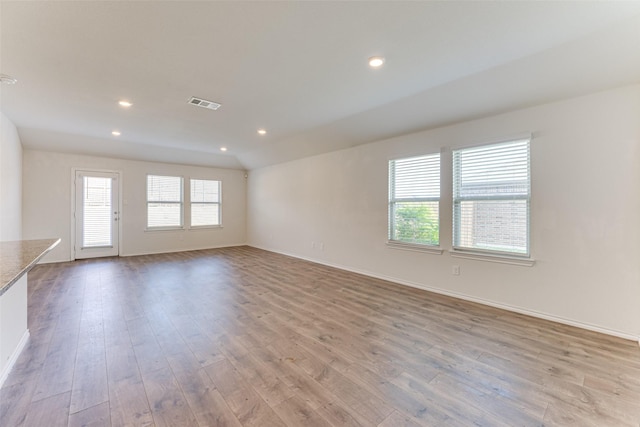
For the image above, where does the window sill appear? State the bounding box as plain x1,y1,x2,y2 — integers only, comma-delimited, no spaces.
449,249,535,267
144,227,185,232
387,241,443,255
188,225,223,231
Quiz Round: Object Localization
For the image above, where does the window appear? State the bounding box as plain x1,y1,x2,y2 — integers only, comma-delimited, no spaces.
82,176,112,247
389,153,440,246
190,179,221,227
147,175,183,229
453,138,530,256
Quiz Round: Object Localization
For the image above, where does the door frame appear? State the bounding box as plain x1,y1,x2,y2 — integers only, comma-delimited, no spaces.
70,168,123,261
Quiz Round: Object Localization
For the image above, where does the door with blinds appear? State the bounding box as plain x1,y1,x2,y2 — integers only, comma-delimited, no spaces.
74,170,120,259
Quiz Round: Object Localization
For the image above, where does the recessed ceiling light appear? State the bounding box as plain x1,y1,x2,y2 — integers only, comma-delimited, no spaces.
368,56,385,68
257,128,267,135
118,100,133,107
0,74,17,84
112,131,121,136
220,147,227,152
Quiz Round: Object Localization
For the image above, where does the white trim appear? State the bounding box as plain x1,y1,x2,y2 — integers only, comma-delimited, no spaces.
188,225,224,231
120,242,246,258
71,168,123,260
248,245,638,343
144,226,185,232
449,249,535,267
35,242,247,263
386,241,443,255
0,329,29,389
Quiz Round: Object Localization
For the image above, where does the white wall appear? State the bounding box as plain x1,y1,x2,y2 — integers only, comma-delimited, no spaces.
248,85,640,340
23,150,247,262
0,112,22,241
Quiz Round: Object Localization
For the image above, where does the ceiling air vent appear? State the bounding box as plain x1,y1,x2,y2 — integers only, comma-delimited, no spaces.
188,96,221,110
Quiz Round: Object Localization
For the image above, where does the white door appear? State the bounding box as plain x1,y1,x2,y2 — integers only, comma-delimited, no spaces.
75,171,120,259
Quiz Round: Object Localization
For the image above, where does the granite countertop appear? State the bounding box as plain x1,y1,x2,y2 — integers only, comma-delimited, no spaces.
0,238,60,297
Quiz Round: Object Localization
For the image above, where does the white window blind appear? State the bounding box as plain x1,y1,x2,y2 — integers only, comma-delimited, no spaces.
190,179,221,227
453,138,530,255
83,176,112,247
389,153,440,246
147,175,183,228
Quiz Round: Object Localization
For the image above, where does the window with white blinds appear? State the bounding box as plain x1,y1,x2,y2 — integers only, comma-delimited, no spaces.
83,176,112,247
190,179,221,227
389,153,440,246
147,175,183,229
453,138,530,256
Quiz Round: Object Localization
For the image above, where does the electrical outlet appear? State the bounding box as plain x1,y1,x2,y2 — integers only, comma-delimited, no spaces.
319,242,324,251
452,265,460,276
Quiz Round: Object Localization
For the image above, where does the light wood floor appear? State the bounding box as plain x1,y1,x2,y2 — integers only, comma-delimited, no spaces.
1,246,639,426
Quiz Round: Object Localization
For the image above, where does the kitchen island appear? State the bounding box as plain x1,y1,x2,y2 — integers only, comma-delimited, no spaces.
0,238,60,386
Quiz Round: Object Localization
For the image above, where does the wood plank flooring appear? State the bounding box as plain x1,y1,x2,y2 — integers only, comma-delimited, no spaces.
1,246,639,426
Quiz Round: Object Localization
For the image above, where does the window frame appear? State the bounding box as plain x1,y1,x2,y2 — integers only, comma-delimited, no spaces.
146,174,184,231
81,175,114,248
452,137,531,259
189,178,222,229
388,152,441,250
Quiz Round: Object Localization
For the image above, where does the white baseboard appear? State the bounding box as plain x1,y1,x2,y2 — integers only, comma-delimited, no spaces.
121,243,247,258
249,244,640,344
38,257,71,264
0,329,29,389
40,243,250,263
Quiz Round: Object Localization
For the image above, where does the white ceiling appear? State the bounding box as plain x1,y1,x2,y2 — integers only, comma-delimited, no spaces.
2,1,640,170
